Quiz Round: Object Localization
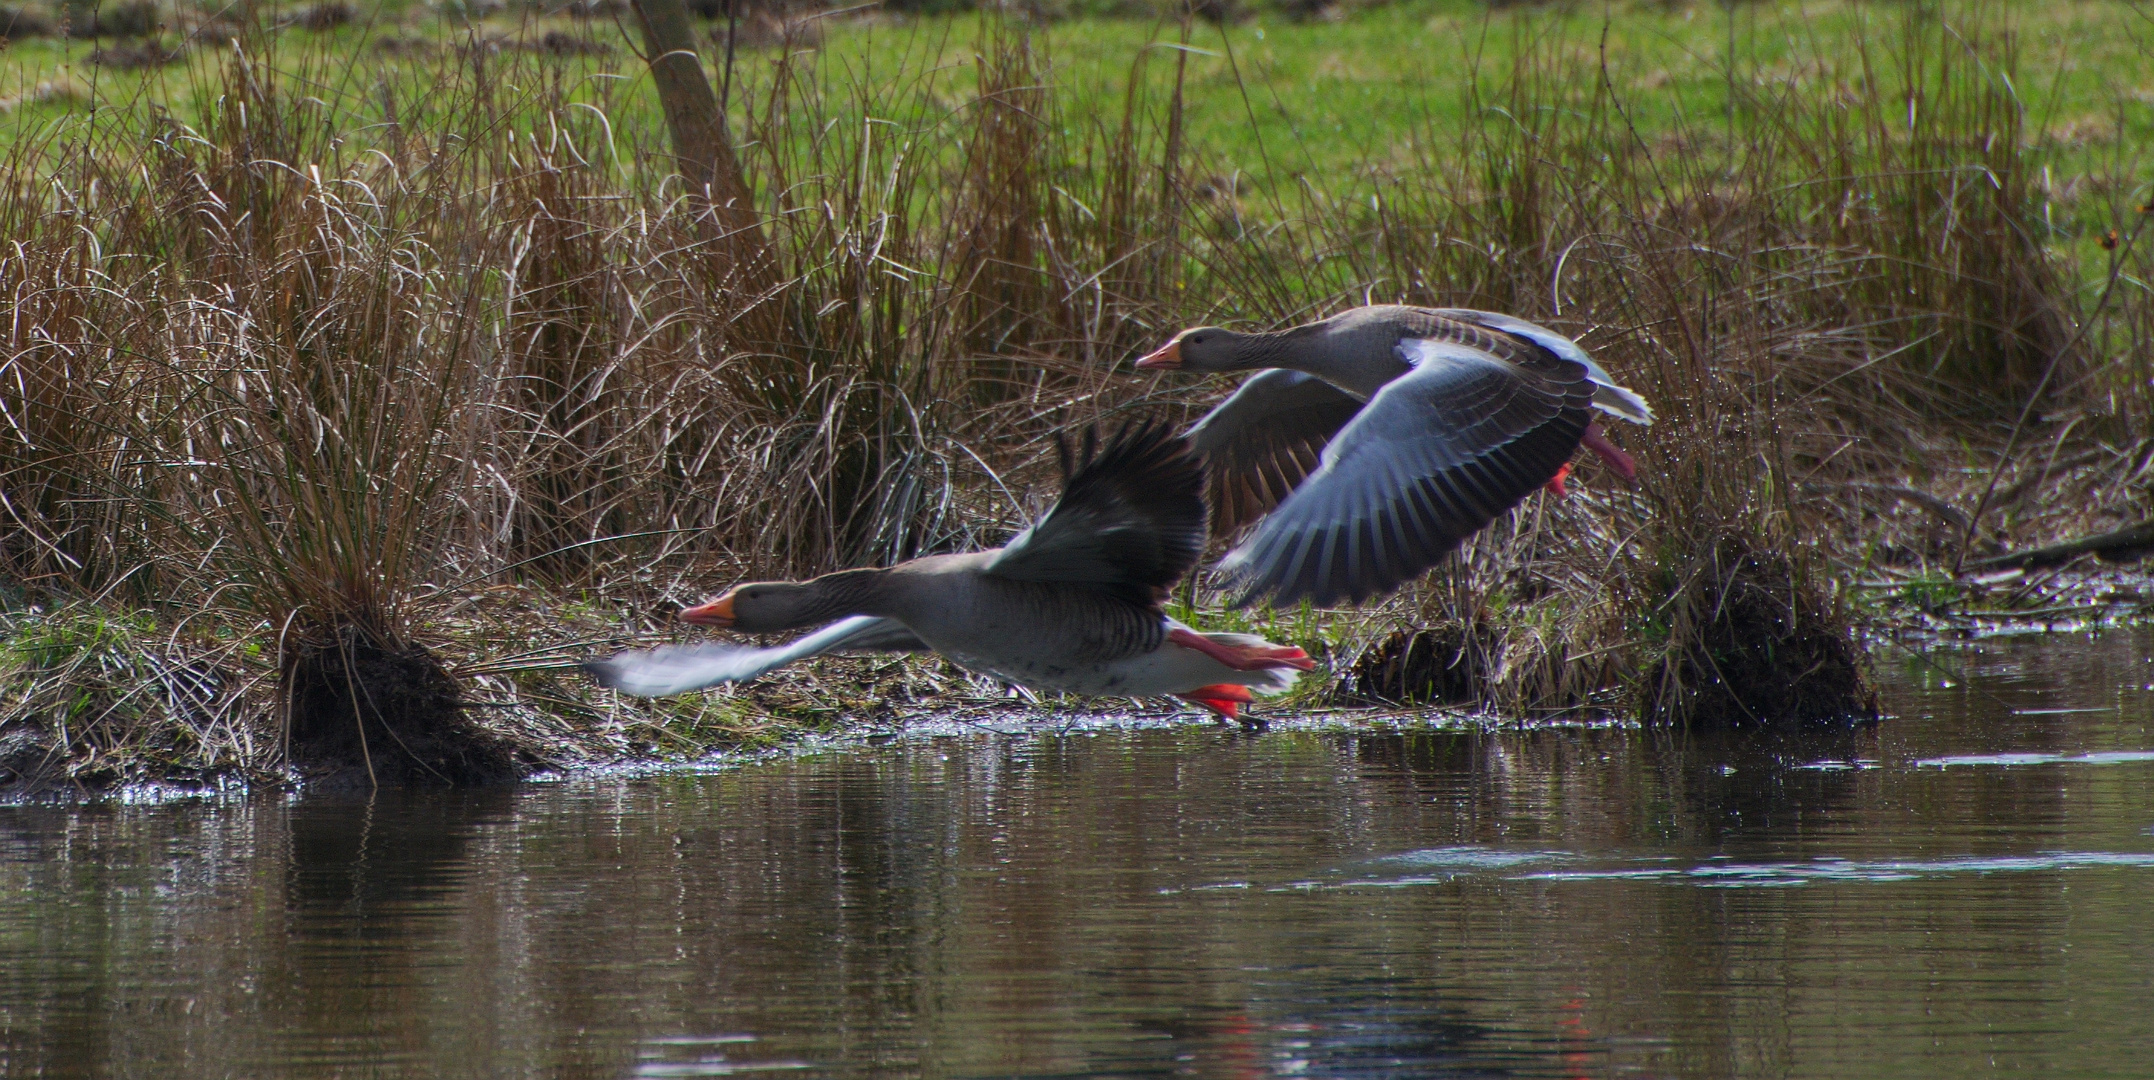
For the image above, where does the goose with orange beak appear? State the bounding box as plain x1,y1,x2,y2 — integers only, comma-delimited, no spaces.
1134,305,1652,607
586,423,1314,725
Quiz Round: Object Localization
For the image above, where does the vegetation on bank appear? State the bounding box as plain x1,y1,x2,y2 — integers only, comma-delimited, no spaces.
0,0,2150,790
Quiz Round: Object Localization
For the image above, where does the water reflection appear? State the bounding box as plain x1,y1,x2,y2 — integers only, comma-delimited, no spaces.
0,628,2146,1077
273,791,512,1070
1083,983,1516,1080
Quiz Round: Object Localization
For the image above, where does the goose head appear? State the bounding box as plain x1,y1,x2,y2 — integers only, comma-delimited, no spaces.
1134,327,1261,374
680,582,824,633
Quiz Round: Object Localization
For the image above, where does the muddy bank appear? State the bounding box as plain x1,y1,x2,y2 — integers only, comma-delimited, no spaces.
0,556,2136,793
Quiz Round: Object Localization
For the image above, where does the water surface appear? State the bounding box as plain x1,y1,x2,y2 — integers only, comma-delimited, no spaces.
2,629,2151,1077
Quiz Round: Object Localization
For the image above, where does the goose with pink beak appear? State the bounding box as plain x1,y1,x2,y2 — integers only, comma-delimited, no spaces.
1134,305,1652,607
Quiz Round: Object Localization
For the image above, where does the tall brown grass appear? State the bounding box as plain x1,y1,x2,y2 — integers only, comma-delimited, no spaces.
0,3,2147,784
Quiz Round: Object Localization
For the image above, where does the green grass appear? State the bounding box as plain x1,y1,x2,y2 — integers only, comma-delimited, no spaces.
6,0,2143,332
8,0,2145,288
9,1,2150,188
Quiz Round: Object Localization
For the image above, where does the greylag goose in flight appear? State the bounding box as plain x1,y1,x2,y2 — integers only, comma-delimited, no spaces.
1134,305,1653,607
586,424,1314,724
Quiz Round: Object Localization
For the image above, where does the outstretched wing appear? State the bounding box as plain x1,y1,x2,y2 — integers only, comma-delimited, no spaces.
1219,337,1594,607
584,616,929,697
1186,370,1368,538
984,421,1207,608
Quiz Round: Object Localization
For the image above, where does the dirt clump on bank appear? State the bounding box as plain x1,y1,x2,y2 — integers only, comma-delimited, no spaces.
1645,541,1878,728
285,629,522,788
1337,622,1501,707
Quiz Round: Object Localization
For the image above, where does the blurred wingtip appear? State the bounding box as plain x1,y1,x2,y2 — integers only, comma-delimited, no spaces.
580,655,628,690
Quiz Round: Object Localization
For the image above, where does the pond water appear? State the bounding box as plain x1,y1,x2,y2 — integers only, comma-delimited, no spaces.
3,629,2152,1078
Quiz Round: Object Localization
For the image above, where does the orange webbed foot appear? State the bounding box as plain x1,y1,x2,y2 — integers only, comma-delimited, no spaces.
1175,683,1256,721
1544,461,1571,498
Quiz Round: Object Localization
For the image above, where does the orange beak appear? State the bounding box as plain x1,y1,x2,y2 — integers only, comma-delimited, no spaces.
1133,338,1183,370
679,590,738,628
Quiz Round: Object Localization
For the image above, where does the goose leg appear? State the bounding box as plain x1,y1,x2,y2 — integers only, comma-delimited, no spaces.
1166,628,1317,672
1579,419,1637,483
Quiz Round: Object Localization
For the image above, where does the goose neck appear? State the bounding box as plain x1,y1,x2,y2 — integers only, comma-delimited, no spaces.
802,567,896,622
1251,324,1367,386
1242,327,1319,372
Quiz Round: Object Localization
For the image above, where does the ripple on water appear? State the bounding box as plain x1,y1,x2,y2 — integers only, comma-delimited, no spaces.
1368,845,1576,870
1525,851,2154,888
1164,846,1580,894
1323,846,1576,888
632,1036,811,1078
630,1064,814,1078
1914,750,2154,768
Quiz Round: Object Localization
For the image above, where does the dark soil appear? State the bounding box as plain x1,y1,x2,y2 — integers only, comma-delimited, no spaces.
285,629,522,788
291,2,352,30
0,724,61,789
526,28,611,56
1645,541,1879,728
86,39,180,67
0,4,55,38
706,10,818,51
371,33,432,55
1188,0,1247,24
1337,622,1500,707
548,0,625,17
64,0,158,37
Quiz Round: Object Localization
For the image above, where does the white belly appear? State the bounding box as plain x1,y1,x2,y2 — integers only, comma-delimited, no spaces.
939,638,1294,699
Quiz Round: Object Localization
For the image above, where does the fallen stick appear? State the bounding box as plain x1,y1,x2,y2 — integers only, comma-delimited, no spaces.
1954,604,2124,620
1966,520,2154,572
1842,482,1971,530
1994,447,2114,509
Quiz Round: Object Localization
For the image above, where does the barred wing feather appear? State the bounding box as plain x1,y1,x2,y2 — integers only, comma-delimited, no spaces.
1186,369,1367,537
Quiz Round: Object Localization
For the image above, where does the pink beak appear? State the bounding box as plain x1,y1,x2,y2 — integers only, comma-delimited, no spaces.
679,591,738,628
1133,339,1183,370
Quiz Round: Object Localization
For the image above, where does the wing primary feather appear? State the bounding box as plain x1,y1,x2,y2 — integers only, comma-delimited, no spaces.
584,616,924,697
985,420,1205,607
1341,513,1366,599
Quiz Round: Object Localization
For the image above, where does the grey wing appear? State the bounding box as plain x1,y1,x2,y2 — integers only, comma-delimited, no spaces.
1186,370,1368,537
1218,338,1594,607
1432,308,1654,425
583,616,929,697
984,421,1206,608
